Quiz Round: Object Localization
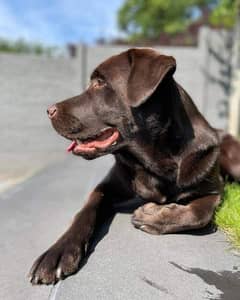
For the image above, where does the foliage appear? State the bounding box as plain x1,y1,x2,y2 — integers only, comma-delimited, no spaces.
215,182,240,249
210,0,238,28
118,0,237,42
0,38,57,56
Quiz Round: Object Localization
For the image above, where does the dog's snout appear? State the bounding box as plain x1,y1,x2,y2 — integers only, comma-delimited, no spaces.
47,105,57,119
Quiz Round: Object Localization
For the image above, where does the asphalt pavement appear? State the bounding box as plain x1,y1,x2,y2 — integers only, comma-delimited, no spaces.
0,155,239,300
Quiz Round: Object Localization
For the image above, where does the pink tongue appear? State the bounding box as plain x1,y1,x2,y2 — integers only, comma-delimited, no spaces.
67,141,77,152
66,130,119,153
77,130,119,150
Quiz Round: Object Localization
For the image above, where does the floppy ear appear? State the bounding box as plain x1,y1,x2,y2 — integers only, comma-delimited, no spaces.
127,48,176,107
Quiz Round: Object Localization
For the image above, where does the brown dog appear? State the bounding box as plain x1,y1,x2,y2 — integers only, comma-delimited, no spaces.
29,48,240,285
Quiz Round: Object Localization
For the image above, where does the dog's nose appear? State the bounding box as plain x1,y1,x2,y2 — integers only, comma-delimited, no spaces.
47,105,57,119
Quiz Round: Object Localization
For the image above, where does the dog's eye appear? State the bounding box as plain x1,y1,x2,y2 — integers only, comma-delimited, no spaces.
91,78,106,89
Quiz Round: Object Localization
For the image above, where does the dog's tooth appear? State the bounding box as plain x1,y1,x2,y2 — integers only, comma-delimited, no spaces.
100,127,111,132
112,141,117,146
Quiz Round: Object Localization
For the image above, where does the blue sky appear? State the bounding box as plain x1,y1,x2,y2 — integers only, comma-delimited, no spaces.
0,0,124,45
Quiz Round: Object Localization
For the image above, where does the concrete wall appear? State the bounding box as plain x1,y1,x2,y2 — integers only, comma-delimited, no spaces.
0,54,81,177
0,27,231,179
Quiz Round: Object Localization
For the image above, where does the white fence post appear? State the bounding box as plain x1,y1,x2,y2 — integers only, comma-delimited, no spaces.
228,7,240,136
228,70,240,135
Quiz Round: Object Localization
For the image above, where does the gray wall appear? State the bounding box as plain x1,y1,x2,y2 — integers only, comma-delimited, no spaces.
0,54,81,176
0,27,231,178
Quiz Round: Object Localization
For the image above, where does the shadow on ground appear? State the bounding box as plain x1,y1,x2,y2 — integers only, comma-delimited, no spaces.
171,262,240,300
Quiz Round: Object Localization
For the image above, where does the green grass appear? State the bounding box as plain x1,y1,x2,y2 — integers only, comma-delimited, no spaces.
215,182,240,249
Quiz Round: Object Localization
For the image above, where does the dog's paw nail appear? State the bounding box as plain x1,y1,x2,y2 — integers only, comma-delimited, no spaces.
27,271,32,280
28,274,33,282
56,267,62,279
140,225,146,230
32,275,39,285
84,243,89,254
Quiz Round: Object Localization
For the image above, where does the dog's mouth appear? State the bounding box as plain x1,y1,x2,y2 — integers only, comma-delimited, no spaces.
67,127,120,154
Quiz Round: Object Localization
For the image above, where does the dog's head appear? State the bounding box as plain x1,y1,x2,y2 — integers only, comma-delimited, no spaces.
48,48,190,159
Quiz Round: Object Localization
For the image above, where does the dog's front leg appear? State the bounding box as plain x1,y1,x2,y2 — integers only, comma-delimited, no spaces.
132,194,221,234
29,182,115,285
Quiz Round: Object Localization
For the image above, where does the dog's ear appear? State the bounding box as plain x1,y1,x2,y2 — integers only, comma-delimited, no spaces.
127,48,176,107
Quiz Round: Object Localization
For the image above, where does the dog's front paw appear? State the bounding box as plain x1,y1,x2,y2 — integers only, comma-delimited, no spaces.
132,202,181,234
132,202,163,234
29,237,86,285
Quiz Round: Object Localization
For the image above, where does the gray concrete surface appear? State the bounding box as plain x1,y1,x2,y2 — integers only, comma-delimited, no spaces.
0,155,239,300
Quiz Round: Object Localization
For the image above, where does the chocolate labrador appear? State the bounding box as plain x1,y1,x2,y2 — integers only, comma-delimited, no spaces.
29,48,240,285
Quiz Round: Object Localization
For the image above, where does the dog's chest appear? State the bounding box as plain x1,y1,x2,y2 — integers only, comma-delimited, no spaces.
132,169,167,203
